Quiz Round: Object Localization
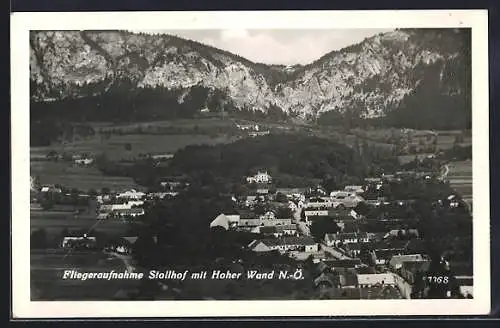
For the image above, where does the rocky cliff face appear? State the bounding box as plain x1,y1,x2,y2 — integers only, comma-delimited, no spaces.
30,28,471,126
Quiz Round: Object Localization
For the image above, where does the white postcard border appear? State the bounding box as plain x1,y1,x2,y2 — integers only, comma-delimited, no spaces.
11,10,490,318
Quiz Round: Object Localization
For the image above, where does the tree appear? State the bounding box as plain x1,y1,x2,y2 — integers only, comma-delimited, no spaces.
276,206,293,220
275,192,288,203
310,217,341,242
41,198,55,211
31,228,48,249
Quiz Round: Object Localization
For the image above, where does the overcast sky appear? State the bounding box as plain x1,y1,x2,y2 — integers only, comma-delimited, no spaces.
131,29,393,65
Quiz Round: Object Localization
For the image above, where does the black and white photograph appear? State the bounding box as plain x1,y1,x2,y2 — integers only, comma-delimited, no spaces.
11,10,490,317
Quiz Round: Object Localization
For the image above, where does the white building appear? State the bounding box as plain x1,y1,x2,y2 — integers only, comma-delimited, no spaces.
246,171,272,184
210,213,240,230
344,185,364,194
117,189,146,200
74,158,94,166
357,273,396,288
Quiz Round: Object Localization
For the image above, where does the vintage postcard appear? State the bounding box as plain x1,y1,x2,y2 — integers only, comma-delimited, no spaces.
11,10,490,318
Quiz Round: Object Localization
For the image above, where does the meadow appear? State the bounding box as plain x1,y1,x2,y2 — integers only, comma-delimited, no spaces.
446,160,473,209
30,212,133,236
30,161,140,192
31,249,140,300
31,133,239,161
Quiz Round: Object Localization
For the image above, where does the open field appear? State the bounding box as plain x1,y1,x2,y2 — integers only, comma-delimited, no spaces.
92,118,238,131
447,160,473,209
30,161,140,192
31,133,239,161
30,212,133,236
31,249,140,300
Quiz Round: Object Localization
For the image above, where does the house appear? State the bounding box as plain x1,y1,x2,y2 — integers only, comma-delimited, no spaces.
404,239,426,254
305,197,335,209
259,224,297,237
357,273,396,288
236,124,254,130
99,203,132,212
40,185,62,193
381,174,399,182
384,229,420,239
261,217,293,227
117,189,146,200
152,153,175,161
342,243,363,257
246,171,272,184
314,272,339,289
324,232,370,247
371,249,405,265
237,209,260,227
324,259,363,270
330,191,364,208
288,201,298,212
329,208,359,220
147,192,172,200
388,254,426,270
104,236,139,254
113,208,145,218
304,209,329,221
256,188,270,195
249,131,270,137
248,236,318,253
245,196,258,207
276,188,307,197
365,177,382,183
337,269,359,288
61,236,97,249
210,213,240,230
74,158,94,166
344,185,364,194
399,260,431,284
337,220,359,233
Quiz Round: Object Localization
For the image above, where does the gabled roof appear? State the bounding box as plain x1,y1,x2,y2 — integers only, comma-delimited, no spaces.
210,214,229,230
325,232,368,241
357,273,395,285
401,260,430,273
122,237,139,244
261,236,316,247
325,258,362,268
236,209,258,219
389,254,425,268
373,249,404,260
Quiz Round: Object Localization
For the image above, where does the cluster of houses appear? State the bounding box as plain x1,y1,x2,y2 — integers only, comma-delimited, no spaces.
96,178,189,219
235,123,270,137
206,168,473,299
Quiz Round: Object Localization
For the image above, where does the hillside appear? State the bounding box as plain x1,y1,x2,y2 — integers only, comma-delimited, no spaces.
30,28,471,129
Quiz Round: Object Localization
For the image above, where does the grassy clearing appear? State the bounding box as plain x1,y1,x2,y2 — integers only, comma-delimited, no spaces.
31,250,139,300
30,214,132,236
397,153,435,165
30,161,140,191
32,133,238,160
447,160,473,208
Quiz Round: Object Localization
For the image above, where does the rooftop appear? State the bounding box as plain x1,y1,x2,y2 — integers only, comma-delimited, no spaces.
261,236,317,247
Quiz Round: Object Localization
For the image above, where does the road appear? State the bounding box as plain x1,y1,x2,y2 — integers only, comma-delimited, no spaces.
320,243,352,260
104,251,136,273
293,207,311,236
439,164,450,181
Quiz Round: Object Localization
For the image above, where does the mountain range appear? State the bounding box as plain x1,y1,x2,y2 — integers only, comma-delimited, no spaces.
30,28,471,129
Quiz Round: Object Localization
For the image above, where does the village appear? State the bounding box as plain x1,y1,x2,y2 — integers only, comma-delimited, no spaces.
31,155,473,300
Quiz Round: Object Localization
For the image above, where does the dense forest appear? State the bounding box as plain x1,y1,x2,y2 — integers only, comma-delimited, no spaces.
167,134,399,184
